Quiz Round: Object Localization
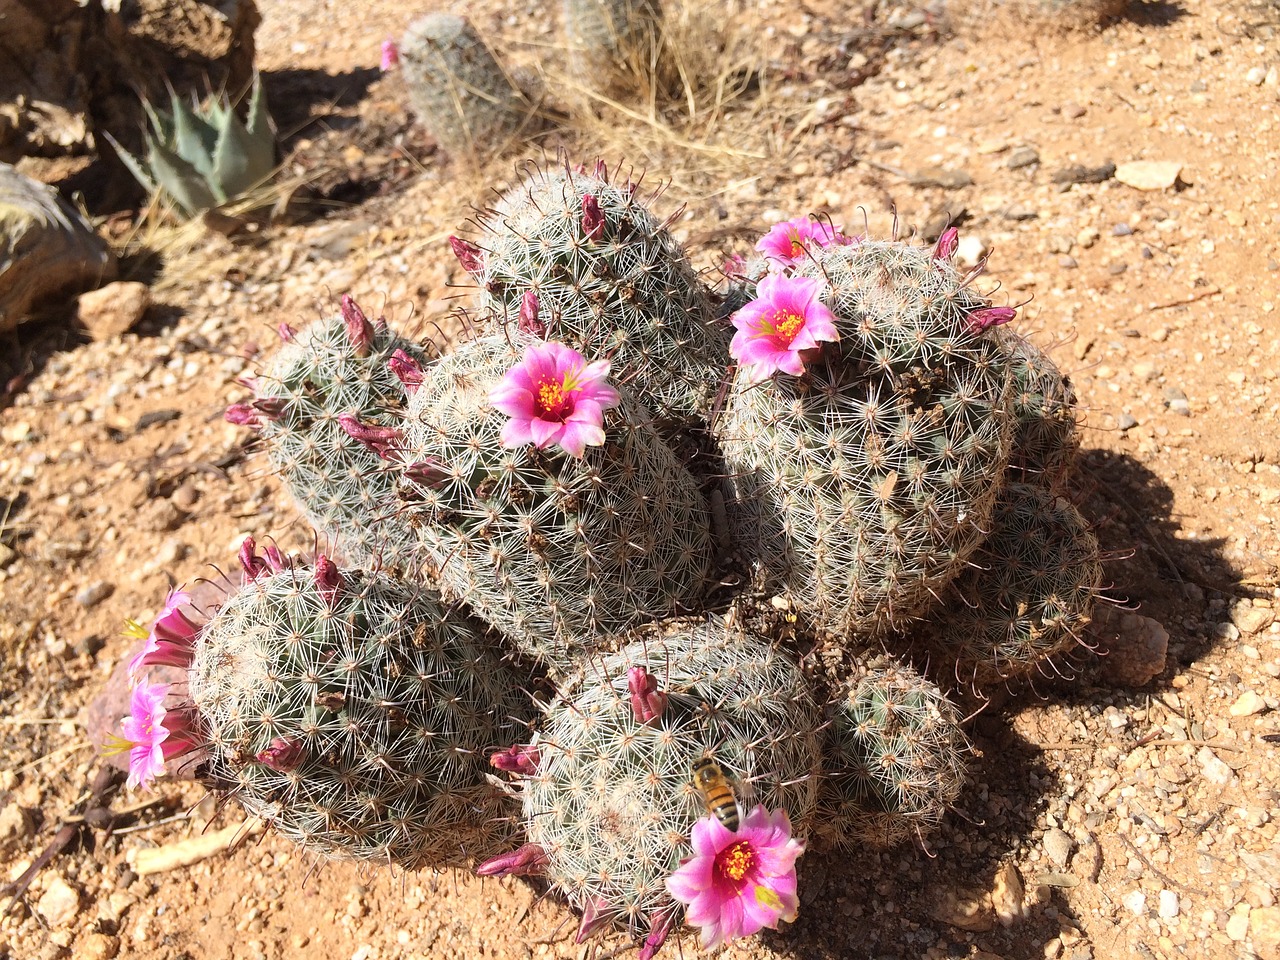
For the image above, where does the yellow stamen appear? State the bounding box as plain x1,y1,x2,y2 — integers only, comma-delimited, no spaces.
537,377,569,415
771,310,806,345
123,619,149,639
754,886,783,911
718,840,755,882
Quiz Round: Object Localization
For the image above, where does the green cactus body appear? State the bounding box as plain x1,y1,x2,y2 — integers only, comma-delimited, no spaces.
251,310,427,568
562,0,664,99
718,239,1015,637
188,562,530,867
820,659,969,849
398,14,532,159
521,621,820,939
925,482,1103,686
998,328,1080,493
106,77,275,218
473,166,729,425
399,334,713,670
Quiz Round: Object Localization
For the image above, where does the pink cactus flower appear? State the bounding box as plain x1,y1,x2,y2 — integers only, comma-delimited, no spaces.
488,342,621,458
380,38,400,71
666,806,805,951
730,275,839,382
120,682,202,790
755,217,846,268
128,588,199,675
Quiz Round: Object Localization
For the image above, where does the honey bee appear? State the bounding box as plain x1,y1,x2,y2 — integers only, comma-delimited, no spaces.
691,756,741,832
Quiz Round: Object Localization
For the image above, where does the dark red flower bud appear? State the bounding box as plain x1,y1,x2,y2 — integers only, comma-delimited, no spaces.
403,458,450,488
575,897,613,944
932,226,959,263
968,306,1017,332
239,536,268,580
262,544,287,572
475,843,549,878
341,295,375,357
628,666,667,725
314,555,341,603
449,236,484,278
518,290,544,337
638,908,676,960
490,744,540,776
388,349,424,394
337,414,403,460
224,403,260,428
252,397,287,420
581,194,604,241
277,322,297,342
256,737,305,772
592,159,608,181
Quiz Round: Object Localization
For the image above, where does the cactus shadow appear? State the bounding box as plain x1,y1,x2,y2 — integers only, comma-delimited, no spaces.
764,718,1062,959
260,67,382,146
1121,1,1189,28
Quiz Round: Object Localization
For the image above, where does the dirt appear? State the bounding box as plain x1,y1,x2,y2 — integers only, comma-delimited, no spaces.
2,1,1280,959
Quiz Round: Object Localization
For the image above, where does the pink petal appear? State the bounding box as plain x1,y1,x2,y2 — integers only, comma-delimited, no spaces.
500,417,535,449
528,417,565,449
665,857,713,905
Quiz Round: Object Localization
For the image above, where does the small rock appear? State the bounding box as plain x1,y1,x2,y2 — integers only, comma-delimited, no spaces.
0,801,33,844
912,166,973,189
1247,66,1268,86
1062,102,1086,119
1112,222,1134,236
1093,608,1168,686
956,235,990,269
170,481,201,511
1044,828,1074,869
1197,746,1235,785
992,862,1025,927
1123,890,1147,917
1232,605,1275,635
35,876,80,927
1229,691,1268,717
0,541,15,567
1227,910,1251,941
1251,906,1280,960
1076,227,1100,248
1048,235,1074,254
1007,146,1040,169
1052,162,1116,185
930,887,995,931
141,499,184,533
1115,161,1183,191
76,281,150,341
75,580,114,608
80,934,121,960
1117,413,1139,431
1158,890,1179,919
1003,204,1039,221
1058,255,1078,269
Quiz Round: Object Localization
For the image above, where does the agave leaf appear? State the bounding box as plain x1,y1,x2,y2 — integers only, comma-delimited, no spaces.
102,131,157,193
141,99,173,144
212,106,274,200
242,77,276,172
167,90,219,180
145,131,220,214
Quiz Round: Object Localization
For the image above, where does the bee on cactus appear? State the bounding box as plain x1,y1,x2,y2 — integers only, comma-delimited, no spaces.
692,755,741,832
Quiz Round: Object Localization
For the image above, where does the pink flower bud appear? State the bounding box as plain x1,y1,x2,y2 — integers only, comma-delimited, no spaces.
239,536,268,581
638,908,677,960
337,414,403,460
968,306,1017,332
403,458,450,488
341,295,375,357
475,843,549,878
380,38,399,71
388,349,424,394
252,397,287,420
628,667,667,725
449,236,484,278
518,290,544,337
592,159,608,181
262,544,287,572
256,737,305,772
224,403,259,428
932,227,959,263
490,744,539,776
314,555,341,603
581,194,604,241
575,897,613,944
277,322,297,341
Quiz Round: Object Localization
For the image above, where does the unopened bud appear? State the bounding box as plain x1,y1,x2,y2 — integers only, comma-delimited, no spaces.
256,737,305,772
968,306,1017,332
403,458,450,488
388,349,424,394
518,290,544,337
490,744,539,776
475,843,549,878
340,295,375,356
628,666,667,725
277,321,297,341
224,403,259,428
314,555,341,602
449,236,484,278
338,414,402,459
932,226,959,263
581,194,604,241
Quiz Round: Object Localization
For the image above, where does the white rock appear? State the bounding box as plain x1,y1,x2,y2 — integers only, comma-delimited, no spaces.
1159,890,1179,919
1197,746,1235,785
1115,161,1183,191
1123,890,1147,916
36,875,80,927
956,234,990,269
1229,691,1268,717
992,862,1026,927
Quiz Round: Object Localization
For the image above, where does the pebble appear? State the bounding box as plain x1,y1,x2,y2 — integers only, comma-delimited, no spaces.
992,863,1025,927
1094,609,1168,686
35,876,80,927
1123,890,1147,917
80,934,121,960
75,581,114,608
929,887,995,932
1048,235,1074,254
1229,691,1268,717
1051,162,1115,185
1227,910,1251,941
1117,413,1139,431
76,282,150,342
1113,222,1134,236
1044,828,1074,868
1003,204,1039,221
1115,160,1183,191
1252,906,1280,960
1158,890,1179,919
1233,605,1276,634
0,800,33,842
1076,227,1100,248
1247,66,1268,86
1007,146,1040,169
1058,255,1078,269
1197,746,1234,785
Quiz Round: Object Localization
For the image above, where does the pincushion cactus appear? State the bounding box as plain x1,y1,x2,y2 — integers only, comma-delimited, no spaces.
718,232,1016,637
562,0,665,100
226,297,428,568
465,164,729,425
482,619,820,948
398,13,534,159
819,658,969,849
997,328,1081,492
181,549,531,867
921,482,1103,686
398,333,714,670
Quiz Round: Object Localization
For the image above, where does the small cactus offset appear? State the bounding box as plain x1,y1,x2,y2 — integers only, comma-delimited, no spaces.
227,297,429,568
465,164,730,426
562,0,665,100
997,328,1081,492
487,619,820,947
134,545,532,867
398,333,713,670
819,658,969,849
106,76,275,218
398,14,534,159
718,228,1016,638
920,482,1104,687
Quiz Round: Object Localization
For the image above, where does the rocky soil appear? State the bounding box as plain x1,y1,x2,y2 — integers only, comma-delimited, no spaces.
2,0,1279,959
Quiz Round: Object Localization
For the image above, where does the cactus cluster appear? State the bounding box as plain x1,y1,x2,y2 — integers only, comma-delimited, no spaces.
115,161,1108,959
107,77,276,218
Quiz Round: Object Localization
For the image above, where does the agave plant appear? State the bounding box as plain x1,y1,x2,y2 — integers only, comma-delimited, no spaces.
106,77,276,218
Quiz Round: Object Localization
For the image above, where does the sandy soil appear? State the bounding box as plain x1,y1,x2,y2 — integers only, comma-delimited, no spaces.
2,1,1279,959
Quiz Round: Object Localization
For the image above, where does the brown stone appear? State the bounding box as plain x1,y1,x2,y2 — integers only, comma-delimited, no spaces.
76,281,150,341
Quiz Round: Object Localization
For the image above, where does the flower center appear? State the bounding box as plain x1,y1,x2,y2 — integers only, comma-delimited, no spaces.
717,840,756,884
535,376,573,420
771,310,807,346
